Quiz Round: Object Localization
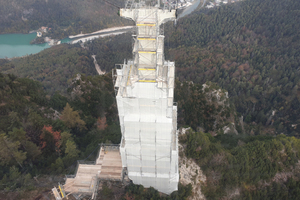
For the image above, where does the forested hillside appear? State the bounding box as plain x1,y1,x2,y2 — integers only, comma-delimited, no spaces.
167,0,300,198
174,81,300,199
0,44,97,94
175,80,239,134
0,0,131,37
181,128,300,199
0,71,192,199
0,73,121,194
165,0,300,136
88,33,133,72
0,33,133,95
1,0,300,199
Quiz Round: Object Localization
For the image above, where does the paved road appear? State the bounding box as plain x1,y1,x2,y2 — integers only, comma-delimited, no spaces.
178,0,206,19
70,27,134,40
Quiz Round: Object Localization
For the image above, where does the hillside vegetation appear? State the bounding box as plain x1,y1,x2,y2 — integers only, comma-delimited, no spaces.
165,0,300,136
0,72,121,193
175,81,300,199
88,33,133,72
0,0,131,37
181,128,300,199
0,0,300,199
167,1,300,198
0,44,97,94
0,71,192,200
0,32,136,94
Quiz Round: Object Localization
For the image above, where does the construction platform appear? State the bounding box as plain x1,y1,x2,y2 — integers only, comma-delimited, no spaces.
63,145,123,198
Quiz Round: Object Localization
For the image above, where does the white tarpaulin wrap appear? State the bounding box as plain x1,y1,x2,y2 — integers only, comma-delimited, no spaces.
114,4,179,195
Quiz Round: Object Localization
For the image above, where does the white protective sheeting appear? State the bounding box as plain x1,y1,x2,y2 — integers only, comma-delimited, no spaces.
116,5,178,195
117,81,179,194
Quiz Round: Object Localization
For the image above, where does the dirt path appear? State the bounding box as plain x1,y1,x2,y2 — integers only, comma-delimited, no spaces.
92,55,105,75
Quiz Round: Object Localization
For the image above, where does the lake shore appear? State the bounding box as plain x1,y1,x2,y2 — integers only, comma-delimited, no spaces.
0,26,133,59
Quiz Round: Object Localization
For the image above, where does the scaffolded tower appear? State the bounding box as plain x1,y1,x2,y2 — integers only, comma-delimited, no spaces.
113,0,179,194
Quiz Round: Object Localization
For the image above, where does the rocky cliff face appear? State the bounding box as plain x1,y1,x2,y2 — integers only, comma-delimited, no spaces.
179,128,206,200
201,82,239,135
175,81,241,136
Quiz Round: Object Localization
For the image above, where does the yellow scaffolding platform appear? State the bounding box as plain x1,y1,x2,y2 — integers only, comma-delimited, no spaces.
137,23,156,27
138,51,156,54
138,80,156,82
138,38,156,41
138,68,155,70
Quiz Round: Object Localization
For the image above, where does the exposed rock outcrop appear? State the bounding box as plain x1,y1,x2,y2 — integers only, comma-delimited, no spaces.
179,128,206,200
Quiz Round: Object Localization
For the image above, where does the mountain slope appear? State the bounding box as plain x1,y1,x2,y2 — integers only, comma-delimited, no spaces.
0,0,131,36
165,0,300,136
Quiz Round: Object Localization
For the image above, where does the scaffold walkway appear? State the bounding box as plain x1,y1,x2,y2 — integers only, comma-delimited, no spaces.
57,145,123,200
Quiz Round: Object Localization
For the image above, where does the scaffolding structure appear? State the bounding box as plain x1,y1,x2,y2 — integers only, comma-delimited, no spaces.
61,145,123,199
55,1,179,198
114,0,179,194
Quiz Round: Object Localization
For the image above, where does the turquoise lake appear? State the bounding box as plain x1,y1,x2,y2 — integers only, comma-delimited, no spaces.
0,33,71,59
